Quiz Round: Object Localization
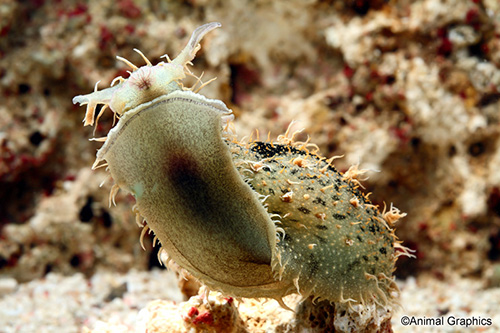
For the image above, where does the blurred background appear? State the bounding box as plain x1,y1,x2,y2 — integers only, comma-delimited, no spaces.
1,0,500,331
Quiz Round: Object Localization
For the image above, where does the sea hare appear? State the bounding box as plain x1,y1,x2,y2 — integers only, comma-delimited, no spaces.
73,22,412,315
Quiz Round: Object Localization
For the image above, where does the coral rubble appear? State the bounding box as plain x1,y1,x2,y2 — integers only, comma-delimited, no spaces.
1,0,500,331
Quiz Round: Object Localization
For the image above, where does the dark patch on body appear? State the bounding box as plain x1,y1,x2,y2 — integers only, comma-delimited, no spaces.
345,259,361,274
165,151,270,265
318,179,328,186
306,252,320,279
313,197,326,206
315,225,328,230
314,234,327,243
332,213,346,220
298,207,311,214
250,142,306,158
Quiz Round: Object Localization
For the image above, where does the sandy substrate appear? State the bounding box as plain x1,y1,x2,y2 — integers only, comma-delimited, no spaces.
0,270,499,332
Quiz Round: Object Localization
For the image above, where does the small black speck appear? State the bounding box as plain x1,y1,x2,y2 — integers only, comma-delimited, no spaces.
468,142,485,157
79,197,94,222
29,131,44,146
306,187,315,191
18,83,31,94
357,235,363,242
70,255,80,267
315,225,328,230
0,257,7,269
332,213,346,220
374,255,379,261
379,247,387,255
44,264,53,274
104,282,128,302
363,255,369,261
101,211,113,228
448,145,457,157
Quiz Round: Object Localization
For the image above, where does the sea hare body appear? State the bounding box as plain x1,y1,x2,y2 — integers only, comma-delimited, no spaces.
73,22,410,311
97,90,292,299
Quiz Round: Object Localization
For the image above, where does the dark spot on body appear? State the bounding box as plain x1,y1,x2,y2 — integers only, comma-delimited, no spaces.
307,253,320,278
379,247,387,255
284,233,292,242
363,255,369,261
315,225,328,230
318,179,328,186
374,256,379,261
357,235,363,242
250,141,306,158
314,235,327,243
313,197,326,206
298,207,311,214
332,213,346,220
345,259,361,273
306,187,315,191
166,151,270,265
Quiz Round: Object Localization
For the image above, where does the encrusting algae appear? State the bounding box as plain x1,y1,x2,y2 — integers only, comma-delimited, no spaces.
73,22,413,329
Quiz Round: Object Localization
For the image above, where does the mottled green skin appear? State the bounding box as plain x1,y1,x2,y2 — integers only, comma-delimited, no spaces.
229,140,396,304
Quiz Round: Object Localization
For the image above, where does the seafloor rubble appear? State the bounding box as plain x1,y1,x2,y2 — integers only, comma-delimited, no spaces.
1,0,500,332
